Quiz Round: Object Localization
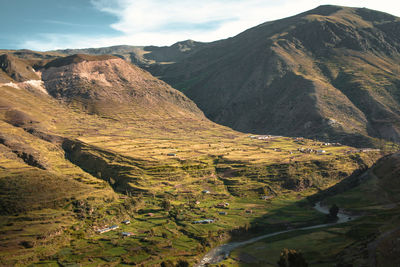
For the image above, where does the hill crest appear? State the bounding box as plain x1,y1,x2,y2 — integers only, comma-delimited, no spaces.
41,54,204,118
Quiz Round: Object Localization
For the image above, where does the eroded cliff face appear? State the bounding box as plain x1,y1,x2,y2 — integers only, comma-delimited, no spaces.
0,54,39,83
41,55,204,119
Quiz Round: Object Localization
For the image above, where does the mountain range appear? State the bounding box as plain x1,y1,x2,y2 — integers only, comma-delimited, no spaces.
0,4,399,267
53,5,400,148
1,45,381,266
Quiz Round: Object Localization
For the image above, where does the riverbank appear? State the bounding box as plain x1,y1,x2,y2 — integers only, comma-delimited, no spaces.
196,202,356,266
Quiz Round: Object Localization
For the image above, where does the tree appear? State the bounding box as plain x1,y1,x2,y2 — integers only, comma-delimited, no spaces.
161,199,171,211
176,259,190,267
160,260,174,267
278,248,308,267
168,206,179,220
329,204,339,218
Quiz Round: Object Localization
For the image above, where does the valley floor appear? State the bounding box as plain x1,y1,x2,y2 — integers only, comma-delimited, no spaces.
0,83,395,266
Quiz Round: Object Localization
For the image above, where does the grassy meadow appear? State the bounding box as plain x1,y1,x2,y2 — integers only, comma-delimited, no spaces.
0,84,385,266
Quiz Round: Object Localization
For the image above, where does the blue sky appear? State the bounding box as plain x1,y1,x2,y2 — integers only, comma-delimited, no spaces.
1,0,119,49
2,0,400,51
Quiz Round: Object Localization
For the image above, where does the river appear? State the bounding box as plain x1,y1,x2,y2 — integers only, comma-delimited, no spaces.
195,202,354,266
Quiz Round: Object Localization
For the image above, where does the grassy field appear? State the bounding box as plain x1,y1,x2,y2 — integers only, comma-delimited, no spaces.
0,83,385,266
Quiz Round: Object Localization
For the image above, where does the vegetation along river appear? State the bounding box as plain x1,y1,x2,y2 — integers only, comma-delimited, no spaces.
196,202,355,266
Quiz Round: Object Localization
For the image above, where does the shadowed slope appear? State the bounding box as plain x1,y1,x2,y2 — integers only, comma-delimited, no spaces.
0,54,39,82
148,6,400,146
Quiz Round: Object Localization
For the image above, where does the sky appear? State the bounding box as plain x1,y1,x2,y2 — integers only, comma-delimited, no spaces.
2,0,400,51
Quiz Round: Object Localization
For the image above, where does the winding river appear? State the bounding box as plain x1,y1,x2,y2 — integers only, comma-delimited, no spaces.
196,202,354,266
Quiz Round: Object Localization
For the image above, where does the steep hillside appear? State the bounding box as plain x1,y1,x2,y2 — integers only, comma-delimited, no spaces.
41,54,203,118
0,54,39,82
146,5,400,147
221,152,400,267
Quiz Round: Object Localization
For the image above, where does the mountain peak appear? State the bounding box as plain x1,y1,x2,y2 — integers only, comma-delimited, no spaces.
302,5,399,23
303,5,344,16
143,5,400,146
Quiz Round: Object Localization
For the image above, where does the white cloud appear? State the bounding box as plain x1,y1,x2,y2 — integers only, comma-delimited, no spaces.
22,0,400,50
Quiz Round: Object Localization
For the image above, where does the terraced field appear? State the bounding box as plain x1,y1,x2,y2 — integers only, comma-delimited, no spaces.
0,55,389,266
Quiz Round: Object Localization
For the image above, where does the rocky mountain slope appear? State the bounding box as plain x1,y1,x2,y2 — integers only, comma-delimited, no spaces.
57,5,400,147
40,54,204,119
0,54,39,82
153,5,400,147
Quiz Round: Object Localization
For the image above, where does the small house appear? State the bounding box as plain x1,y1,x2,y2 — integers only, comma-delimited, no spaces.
167,153,177,156
96,228,109,234
245,210,253,214
202,190,211,194
122,232,134,237
219,211,228,215
261,195,273,200
193,219,214,224
122,220,131,225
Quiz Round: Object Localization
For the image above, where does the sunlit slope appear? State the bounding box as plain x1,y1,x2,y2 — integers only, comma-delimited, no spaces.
40,54,204,120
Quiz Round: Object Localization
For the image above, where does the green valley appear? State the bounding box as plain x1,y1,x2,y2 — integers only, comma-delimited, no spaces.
0,4,400,267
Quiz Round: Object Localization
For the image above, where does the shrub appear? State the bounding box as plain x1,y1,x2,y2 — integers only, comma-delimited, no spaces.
20,240,34,248
176,259,190,267
161,199,171,211
329,204,339,218
277,248,308,267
